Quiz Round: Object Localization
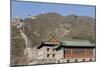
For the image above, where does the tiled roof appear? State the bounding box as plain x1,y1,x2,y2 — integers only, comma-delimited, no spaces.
37,38,95,49
62,40,95,47
43,41,60,45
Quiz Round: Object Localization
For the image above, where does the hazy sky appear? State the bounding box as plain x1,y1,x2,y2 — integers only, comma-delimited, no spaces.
12,1,96,19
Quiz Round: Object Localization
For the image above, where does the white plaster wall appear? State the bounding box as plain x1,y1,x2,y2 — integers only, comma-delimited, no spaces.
37,46,64,60
37,49,44,59
56,48,64,60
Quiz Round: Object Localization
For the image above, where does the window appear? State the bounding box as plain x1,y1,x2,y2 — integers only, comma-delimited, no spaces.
47,48,49,52
88,49,93,54
73,49,80,54
75,59,78,62
90,59,92,61
73,49,85,54
67,60,70,63
64,49,71,54
53,54,55,57
82,59,85,62
79,49,85,54
47,54,50,58
53,49,55,51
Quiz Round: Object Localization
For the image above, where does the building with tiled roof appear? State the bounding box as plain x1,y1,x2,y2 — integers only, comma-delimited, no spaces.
29,37,95,64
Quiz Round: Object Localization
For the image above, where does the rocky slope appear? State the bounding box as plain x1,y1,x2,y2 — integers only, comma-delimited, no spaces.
11,12,96,64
